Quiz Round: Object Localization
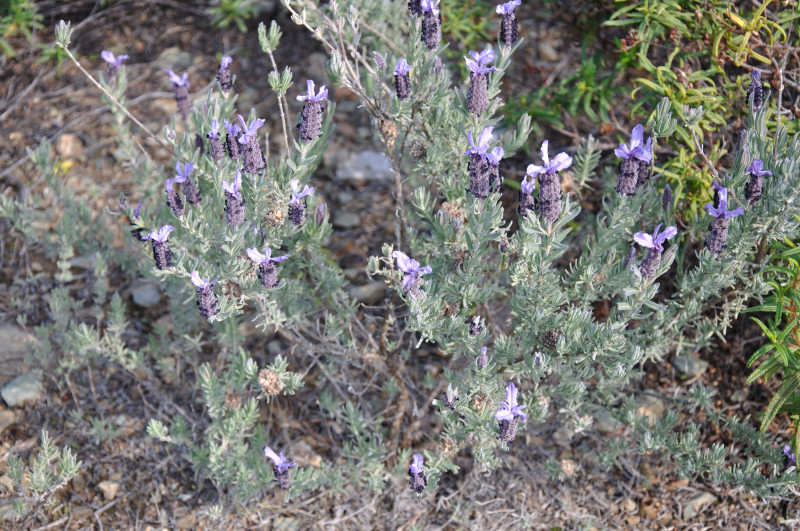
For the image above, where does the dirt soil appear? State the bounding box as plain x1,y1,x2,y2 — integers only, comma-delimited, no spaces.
1,1,798,529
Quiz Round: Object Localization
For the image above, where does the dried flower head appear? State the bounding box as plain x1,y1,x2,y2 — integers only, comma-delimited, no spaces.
224,390,242,411
258,368,285,396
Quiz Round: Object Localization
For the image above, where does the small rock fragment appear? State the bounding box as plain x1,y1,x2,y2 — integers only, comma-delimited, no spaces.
1,370,43,407
0,410,14,435
683,491,717,519
349,282,386,305
634,395,665,424
131,282,161,308
672,354,710,378
97,480,120,501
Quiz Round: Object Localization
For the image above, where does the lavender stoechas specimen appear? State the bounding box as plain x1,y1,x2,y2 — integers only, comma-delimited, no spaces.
130,200,143,240
704,183,744,254
165,69,190,120
191,271,219,317
749,69,763,110
442,385,458,410
495,382,527,443
487,146,504,192
141,225,174,269
519,175,536,217
217,56,233,92
745,158,771,205
173,161,201,206
288,179,315,226
224,120,242,161
247,245,290,288
373,51,386,70
164,178,184,217
420,0,441,50
633,223,677,279
614,124,653,195
408,454,427,493
469,315,482,336
222,170,245,227
237,115,266,175
526,140,573,224
464,48,497,116
663,184,673,213
207,120,225,162
477,346,489,370
408,0,422,16
296,80,328,143
497,0,521,47
392,250,432,297
264,447,296,490
465,126,497,199
101,50,128,87
394,58,411,100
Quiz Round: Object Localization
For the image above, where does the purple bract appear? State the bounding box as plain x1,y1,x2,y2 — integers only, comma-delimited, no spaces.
496,0,521,14
289,179,314,205
141,225,174,242
526,140,572,177
704,184,744,219
615,124,652,163
165,69,189,87
633,223,677,251
247,245,289,265
495,382,527,421
465,48,498,74
236,114,265,145
264,447,296,474
101,50,129,67
297,79,328,103
392,250,432,291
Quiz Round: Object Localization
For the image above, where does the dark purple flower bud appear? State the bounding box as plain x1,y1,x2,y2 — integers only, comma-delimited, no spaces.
288,179,314,226
749,70,763,110
408,454,426,494
433,56,442,74
165,69,190,120
615,125,653,195
624,245,636,267
477,346,489,369
519,175,536,217
421,0,441,50
173,161,201,206
465,127,495,199
464,49,497,116
222,170,245,227
315,202,326,226
207,120,225,162
408,0,422,16
265,446,296,490
496,382,526,443
217,56,233,92
392,250,432,297
634,223,677,278
784,445,796,468
663,184,673,212
704,183,742,254
497,1,521,47
528,141,573,224
101,50,129,87
373,51,386,70
142,225,174,269
745,159,771,205
443,385,458,410
191,271,219,317
296,80,328,143
165,178,184,217
237,115,266,175
130,200,143,240
194,133,205,156
487,146,504,192
736,128,747,154
248,246,289,289
224,120,242,161
394,58,411,100
469,316,483,336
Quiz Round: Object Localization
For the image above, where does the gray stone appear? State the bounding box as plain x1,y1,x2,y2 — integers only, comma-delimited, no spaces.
634,395,665,424
682,491,717,519
0,410,14,435
153,47,193,71
349,282,386,305
97,480,120,501
335,150,393,182
730,389,747,403
595,409,623,434
537,41,559,62
131,282,161,308
55,133,83,158
267,340,283,356
1,370,43,406
333,212,361,229
672,354,709,378
0,325,40,362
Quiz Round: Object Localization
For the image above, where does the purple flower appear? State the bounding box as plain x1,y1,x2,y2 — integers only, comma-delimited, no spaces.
174,161,201,206
633,223,678,251
223,169,245,227
465,130,499,198
191,271,218,317
164,178,184,216
216,56,233,92
526,140,573,177
220,56,232,69
265,446,297,490
520,176,535,195
705,183,742,254
237,115,266,175
133,201,142,219
222,169,242,199
101,50,129,68
394,58,411,76
408,453,427,493
288,180,315,226
173,161,194,182
165,69,189,87
296,79,328,103
247,245,290,265
394,59,411,100
749,70,763,109
142,225,174,269
496,0,521,14
663,184,673,212
528,141,572,223
420,0,442,50
469,315,482,336
615,124,652,163
236,114,265,145
465,49,498,75
784,445,796,466
745,159,771,205
208,120,220,140
704,185,744,220
224,120,241,138
392,250,432,296
746,159,771,177
224,120,242,161
519,175,536,216
142,225,174,243
248,245,289,289
465,126,494,158
289,179,314,204
495,382,527,422
190,271,212,289
165,69,190,119
409,453,424,475
421,0,440,15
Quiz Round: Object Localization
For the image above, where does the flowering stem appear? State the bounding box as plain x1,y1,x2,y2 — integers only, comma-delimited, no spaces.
266,49,292,154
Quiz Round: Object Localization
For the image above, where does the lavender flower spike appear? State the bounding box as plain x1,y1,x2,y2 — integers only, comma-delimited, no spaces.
237,114,266,175
217,56,233,92
408,453,427,493
477,346,489,370
704,183,743,254
141,225,174,269
614,124,652,195
745,158,771,205
465,126,494,199
497,1,521,47
191,271,219,317
207,120,225,162
527,141,573,223
487,146,504,193
465,49,498,116
519,175,536,217
165,69,190,120
408,0,422,16
421,0,442,50
749,70,763,110
469,315,483,336
165,178,184,217
101,50,129,86
247,245,289,289
173,161,201,206
633,223,677,279
223,120,242,161
297,80,329,143
130,200,143,240
784,445,796,468
265,446,297,490
394,58,411,101
392,250,432,297
222,169,245,227
496,382,527,443
288,179,315,226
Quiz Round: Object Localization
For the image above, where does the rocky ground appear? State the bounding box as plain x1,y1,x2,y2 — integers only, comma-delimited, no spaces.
1,1,798,529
